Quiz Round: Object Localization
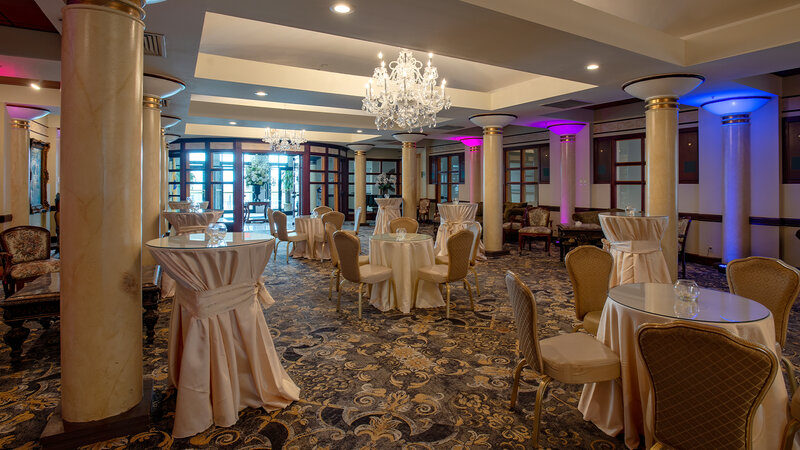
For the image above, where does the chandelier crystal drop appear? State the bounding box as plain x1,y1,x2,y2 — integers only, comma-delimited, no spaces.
362,49,451,132
262,127,307,151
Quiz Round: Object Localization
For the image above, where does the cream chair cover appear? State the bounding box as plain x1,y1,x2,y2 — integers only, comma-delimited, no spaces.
164,210,224,235
599,214,670,287
373,198,402,235
434,203,486,260
147,239,300,438
291,216,328,260
369,237,444,313
169,200,209,210
578,294,793,449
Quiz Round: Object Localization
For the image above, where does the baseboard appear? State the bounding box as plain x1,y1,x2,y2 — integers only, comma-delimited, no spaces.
685,252,721,266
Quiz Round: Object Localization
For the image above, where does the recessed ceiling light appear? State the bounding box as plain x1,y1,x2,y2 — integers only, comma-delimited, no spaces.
255,91,267,96
586,64,600,70
229,121,237,125
30,82,41,90
331,3,352,14
357,130,363,133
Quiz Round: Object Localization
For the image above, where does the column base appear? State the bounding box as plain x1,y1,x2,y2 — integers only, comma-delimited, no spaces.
40,378,152,449
484,249,510,257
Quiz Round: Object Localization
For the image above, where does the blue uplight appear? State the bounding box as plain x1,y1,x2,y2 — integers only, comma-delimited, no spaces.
701,96,771,116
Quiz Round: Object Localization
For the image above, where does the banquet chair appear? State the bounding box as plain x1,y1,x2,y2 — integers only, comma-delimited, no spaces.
272,210,308,263
389,217,418,233
637,321,777,450
267,208,277,258
333,231,396,319
677,216,692,278
313,205,333,216
518,206,552,254
320,211,345,261
436,221,482,295
0,226,60,296
727,256,800,394
417,198,431,223
415,229,474,318
565,245,613,335
505,271,620,448
343,206,362,235
326,223,369,301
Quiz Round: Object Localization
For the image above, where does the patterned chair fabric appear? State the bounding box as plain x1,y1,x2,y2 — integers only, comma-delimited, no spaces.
637,321,777,450
526,207,550,228
417,199,431,222
0,225,58,295
565,245,613,334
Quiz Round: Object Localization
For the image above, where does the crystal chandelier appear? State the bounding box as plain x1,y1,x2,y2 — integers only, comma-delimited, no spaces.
362,49,451,132
262,127,307,151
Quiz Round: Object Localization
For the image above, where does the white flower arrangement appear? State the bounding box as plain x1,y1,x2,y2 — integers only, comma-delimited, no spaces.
376,172,397,195
245,155,270,187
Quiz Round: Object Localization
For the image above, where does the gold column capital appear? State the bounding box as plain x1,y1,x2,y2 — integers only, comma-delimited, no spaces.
66,0,145,20
354,150,366,156
645,96,679,111
483,126,502,135
401,141,416,150
143,95,161,110
560,135,576,143
10,119,29,129
722,114,750,125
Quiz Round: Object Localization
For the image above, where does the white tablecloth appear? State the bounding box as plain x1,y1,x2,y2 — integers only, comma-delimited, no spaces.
599,214,670,287
578,286,793,449
368,235,444,313
291,216,329,260
374,197,402,235
168,201,209,210
164,210,224,235
434,203,485,260
146,237,299,438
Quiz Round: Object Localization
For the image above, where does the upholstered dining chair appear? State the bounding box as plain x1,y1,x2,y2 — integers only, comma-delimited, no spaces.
436,221,482,295
313,205,333,216
727,256,800,394
272,210,308,263
415,229,475,318
326,223,369,301
320,211,346,261
518,206,552,254
637,321,777,450
333,231,396,319
417,198,431,223
565,245,613,335
267,208,277,258
389,217,419,233
677,216,692,278
0,226,60,296
351,206,363,234
505,271,620,448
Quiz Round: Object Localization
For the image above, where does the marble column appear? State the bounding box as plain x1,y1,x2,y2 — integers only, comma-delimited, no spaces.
393,133,426,218
623,74,704,281
461,137,482,204
60,0,145,423
5,105,51,228
348,144,373,224
702,96,770,263
548,123,586,225
469,114,517,254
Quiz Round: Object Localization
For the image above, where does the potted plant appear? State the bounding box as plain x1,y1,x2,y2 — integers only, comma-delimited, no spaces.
375,172,396,197
282,170,294,212
245,155,270,202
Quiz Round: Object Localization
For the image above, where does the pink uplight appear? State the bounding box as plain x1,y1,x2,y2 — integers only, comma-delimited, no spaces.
460,137,483,147
547,122,586,136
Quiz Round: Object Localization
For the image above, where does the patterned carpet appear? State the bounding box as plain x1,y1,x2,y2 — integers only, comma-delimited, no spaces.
1,223,797,449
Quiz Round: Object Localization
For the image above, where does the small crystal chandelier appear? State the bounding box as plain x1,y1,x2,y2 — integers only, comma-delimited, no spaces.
362,49,451,132
262,127,307,151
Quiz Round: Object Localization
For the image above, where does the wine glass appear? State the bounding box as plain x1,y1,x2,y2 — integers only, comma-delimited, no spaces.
396,227,407,241
674,279,700,302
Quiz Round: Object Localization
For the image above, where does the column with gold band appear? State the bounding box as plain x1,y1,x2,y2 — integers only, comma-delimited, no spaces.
460,137,482,204
4,105,51,228
348,144,373,225
548,123,586,225
393,133,426,218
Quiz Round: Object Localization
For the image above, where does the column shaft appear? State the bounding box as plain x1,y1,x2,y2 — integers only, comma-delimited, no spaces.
60,0,144,422
142,96,161,265
483,127,504,252
8,120,29,228
645,97,679,281
722,115,751,263
355,151,367,224
469,147,482,203
160,129,168,233
401,142,416,218
560,135,576,225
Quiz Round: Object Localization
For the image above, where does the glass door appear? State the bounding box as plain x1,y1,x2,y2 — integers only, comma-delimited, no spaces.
210,151,234,222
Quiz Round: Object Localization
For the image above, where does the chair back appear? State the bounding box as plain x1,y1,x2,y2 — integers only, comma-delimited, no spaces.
325,223,339,267
267,208,276,235
446,229,473,281
505,271,544,373
333,231,361,283
0,226,51,263
565,246,613,321
313,206,333,215
466,221,481,264
727,256,800,347
637,321,777,450
678,216,692,249
389,217,419,233
272,210,290,241
418,198,431,215
353,207,362,232
526,206,550,227
322,211,345,231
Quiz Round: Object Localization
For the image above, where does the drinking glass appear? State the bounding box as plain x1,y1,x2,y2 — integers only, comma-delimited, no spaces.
206,222,227,245
625,205,636,216
673,299,699,319
454,199,460,205
396,227,407,241
674,279,700,302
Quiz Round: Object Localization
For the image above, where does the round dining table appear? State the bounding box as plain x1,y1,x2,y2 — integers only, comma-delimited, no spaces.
145,232,299,438
373,197,402,235
368,233,444,313
578,283,794,450
291,214,328,260
599,212,671,287
434,202,485,259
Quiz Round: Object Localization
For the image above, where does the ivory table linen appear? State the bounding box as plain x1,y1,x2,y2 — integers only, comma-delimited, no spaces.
373,198,402,235
163,209,224,235
291,215,329,260
578,283,794,450
145,233,299,438
434,202,485,259
599,213,671,287
168,200,209,210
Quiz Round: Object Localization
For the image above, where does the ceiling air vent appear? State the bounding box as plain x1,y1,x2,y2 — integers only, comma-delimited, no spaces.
542,99,591,109
144,32,166,57
433,124,462,131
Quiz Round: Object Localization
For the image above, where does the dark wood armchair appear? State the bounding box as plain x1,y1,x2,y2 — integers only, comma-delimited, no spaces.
0,226,60,296
417,198,432,223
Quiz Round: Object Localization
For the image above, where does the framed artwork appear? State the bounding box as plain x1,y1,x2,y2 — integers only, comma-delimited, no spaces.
29,139,50,214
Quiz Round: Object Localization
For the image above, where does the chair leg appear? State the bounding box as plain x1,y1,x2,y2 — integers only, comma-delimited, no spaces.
782,355,798,396
518,234,524,252
446,283,451,318
470,266,480,296
463,279,475,311
783,418,800,450
286,242,291,263
329,268,339,300
274,241,278,260
510,358,527,409
337,280,343,312
357,282,364,319
545,235,551,254
531,375,553,449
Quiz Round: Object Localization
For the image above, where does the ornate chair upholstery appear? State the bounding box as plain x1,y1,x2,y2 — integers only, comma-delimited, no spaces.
320,211,346,261
272,210,308,263
502,202,527,240
637,321,777,450
436,221,482,295
518,206,552,253
727,256,800,394
0,226,60,296
677,216,692,278
565,245,613,335
326,223,369,301
313,206,333,216
415,229,475,318
333,231,395,319
389,217,419,233
505,271,620,448
417,198,431,223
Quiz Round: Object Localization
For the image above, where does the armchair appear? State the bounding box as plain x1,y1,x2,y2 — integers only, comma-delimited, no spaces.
1,226,60,296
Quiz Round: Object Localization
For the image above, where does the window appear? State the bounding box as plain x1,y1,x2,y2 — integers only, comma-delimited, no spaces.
612,135,645,211
429,153,464,203
167,151,181,201
348,159,401,216
783,116,800,183
678,128,699,184
504,146,541,204
539,145,550,184
186,151,206,203
210,151,234,222
593,137,612,184
309,148,348,211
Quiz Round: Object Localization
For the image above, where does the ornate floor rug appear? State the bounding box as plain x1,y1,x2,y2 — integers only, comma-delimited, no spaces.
1,224,796,449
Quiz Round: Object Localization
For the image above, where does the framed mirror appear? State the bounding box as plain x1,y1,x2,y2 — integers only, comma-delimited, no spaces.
29,138,49,214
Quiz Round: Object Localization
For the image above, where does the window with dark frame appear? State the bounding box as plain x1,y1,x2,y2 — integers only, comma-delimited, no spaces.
347,158,401,216
783,116,800,184
594,134,646,210
678,128,699,184
503,145,543,204
429,153,464,203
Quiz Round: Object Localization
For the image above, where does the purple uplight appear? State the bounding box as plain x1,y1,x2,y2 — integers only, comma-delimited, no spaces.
460,137,483,147
547,122,586,136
